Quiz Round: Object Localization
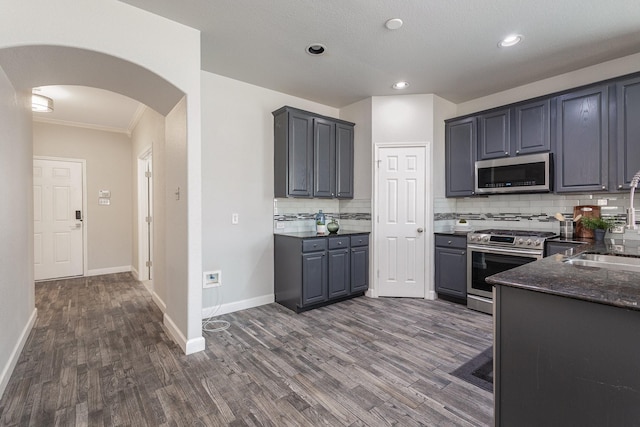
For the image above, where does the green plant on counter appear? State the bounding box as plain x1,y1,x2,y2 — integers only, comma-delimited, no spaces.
580,216,614,230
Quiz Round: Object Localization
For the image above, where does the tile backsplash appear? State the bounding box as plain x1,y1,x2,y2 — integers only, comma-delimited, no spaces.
274,198,371,233
435,192,636,233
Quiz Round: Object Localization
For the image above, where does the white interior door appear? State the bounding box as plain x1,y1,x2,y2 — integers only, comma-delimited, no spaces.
376,145,427,298
34,158,84,280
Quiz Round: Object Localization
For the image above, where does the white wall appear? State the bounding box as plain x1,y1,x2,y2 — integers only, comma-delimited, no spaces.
0,69,35,400
0,0,203,355
200,71,337,313
457,52,640,116
33,122,133,273
131,108,167,310
340,98,373,199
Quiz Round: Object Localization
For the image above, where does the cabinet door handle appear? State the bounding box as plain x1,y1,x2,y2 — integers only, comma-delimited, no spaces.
461,251,465,255
448,240,452,245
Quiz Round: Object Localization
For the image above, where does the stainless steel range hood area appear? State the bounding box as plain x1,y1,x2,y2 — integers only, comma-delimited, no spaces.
475,153,552,195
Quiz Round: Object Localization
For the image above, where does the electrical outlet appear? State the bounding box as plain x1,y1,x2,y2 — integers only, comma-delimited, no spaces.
232,213,239,224
597,199,608,206
203,270,222,288
276,222,285,229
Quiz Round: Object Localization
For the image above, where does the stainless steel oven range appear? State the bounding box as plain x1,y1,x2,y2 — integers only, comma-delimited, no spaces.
466,229,556,314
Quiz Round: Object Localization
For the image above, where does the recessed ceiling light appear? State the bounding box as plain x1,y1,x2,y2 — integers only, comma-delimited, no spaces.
392,81,409,90
385,18,403,30
306,43,326,56
498,34,523,48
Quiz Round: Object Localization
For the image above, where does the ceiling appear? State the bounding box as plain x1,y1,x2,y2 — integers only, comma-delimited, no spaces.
119,0,640,108
33,85,143,134
32,1,640,129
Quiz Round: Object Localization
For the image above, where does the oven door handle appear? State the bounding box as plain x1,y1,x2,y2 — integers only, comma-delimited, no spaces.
467,244,543,259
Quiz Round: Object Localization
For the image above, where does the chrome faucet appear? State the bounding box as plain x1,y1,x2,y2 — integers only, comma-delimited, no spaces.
628,170,640,230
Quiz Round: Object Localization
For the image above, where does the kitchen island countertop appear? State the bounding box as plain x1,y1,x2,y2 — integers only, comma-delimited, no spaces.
487,240,640,311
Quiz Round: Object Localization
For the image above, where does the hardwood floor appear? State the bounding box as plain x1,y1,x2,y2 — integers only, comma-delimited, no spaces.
0,274,493,426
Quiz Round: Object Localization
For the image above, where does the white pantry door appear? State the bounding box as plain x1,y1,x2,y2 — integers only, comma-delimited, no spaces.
34,159,84,280
376,146,427,298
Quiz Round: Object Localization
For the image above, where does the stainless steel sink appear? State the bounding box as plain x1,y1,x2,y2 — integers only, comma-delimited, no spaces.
564,252,640,273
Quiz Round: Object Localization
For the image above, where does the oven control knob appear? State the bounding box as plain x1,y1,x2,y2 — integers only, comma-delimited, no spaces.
526,239,532,246
534,240,541,246
517,238,524,245
482,236,490,242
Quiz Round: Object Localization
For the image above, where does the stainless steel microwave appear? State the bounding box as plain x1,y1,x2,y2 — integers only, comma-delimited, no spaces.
475,153,552,195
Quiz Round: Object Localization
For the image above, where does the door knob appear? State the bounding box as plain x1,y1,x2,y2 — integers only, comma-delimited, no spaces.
417,228,424,233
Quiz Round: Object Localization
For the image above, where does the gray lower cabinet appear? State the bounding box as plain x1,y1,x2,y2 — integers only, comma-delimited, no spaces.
350,236,369,293
434,234,467,300
616,76,640,190
555,85,609,192
445,117,476,197
273,106,354,199
495,285,640,426
275,233,369,312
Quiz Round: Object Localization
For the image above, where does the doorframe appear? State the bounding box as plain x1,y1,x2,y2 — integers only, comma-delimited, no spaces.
33,155,88,278
137,147,153,284
372,142,434,300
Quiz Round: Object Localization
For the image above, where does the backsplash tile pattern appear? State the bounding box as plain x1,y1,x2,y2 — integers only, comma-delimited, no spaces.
435,192,636,233
274,198,371,233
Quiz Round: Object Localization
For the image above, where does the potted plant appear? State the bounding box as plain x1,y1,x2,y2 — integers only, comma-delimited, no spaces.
579,216,614,241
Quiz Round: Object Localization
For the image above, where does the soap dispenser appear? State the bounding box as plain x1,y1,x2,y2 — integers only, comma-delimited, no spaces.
315,210,326,234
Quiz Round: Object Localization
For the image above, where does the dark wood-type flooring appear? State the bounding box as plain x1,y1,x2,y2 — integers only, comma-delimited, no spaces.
0,273,493,426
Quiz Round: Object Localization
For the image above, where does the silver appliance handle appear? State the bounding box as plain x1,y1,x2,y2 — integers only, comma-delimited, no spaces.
467,244,543,260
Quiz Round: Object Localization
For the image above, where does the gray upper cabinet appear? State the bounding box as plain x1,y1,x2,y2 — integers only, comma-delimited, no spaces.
555,85,609,193
335,123,354,198
478,108,511,159
313,118,336,198
274,108,313,197
478,100,551,160
616,77,640,190
445,117,476,197
514,99,551,155
274,106,354,199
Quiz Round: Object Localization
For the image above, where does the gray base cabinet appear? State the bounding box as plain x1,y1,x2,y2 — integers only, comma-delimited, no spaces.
275,233,369,312
434,234,467,300
495,285,640,426
273,106,354,199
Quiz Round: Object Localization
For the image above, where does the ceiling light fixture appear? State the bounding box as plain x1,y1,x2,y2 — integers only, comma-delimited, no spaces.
306,43,326,56
498,34,523,48
32,93,54,112
385,18,403,30
392,81,409,90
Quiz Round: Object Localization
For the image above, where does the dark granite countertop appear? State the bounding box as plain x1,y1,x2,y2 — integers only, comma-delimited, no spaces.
275,230,370,239
434,230,472,236
487,241,640,311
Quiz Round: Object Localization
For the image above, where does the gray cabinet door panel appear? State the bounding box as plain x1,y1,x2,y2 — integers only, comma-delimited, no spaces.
435,246,467,298
350,246,369,293
616,77,640,190
288,111,314,197
302,252,327,305
515,99,551,155
313,118,336,198
328,249,350,298
555,86,609,192
445,117,476,197
335,123,354,198
478,109,511,159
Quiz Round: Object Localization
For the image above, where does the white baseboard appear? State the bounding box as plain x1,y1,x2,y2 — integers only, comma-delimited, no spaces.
426,289,436,300
87,265,132,277
163,313,205,355
0,308,37,400
201,293,274,319
131,266,139,280
152,291,166,313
